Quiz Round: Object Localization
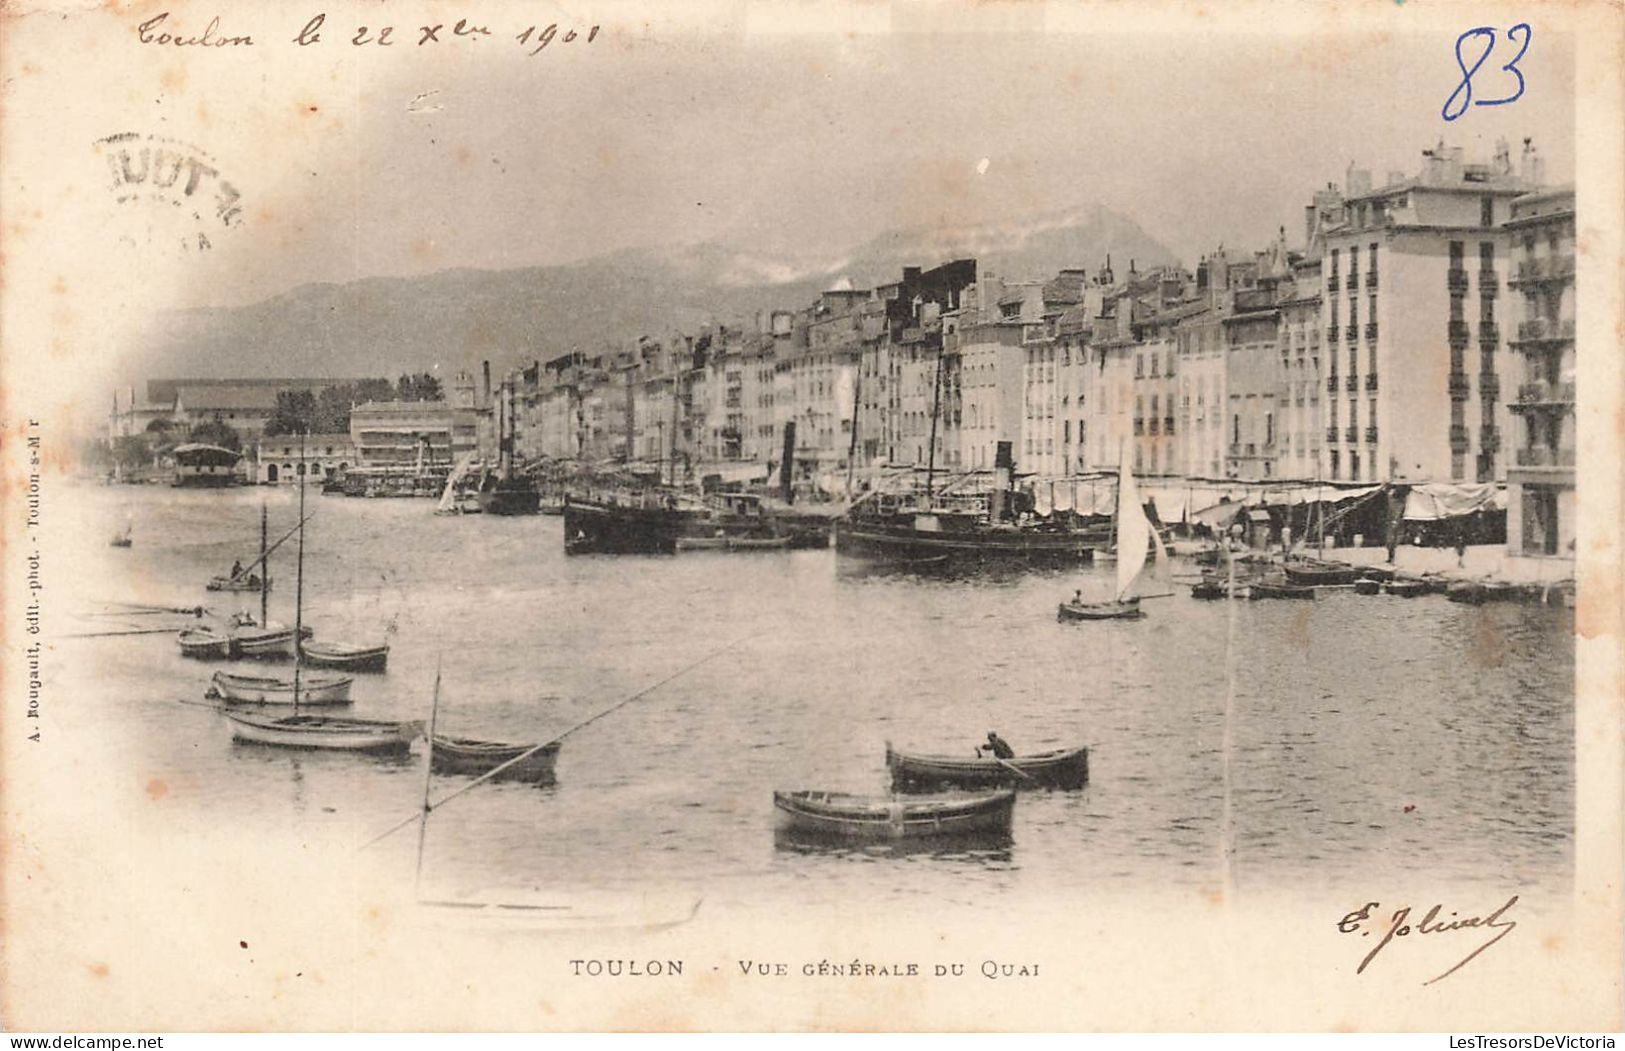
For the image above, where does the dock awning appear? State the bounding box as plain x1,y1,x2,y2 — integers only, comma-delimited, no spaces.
1402,482,1507,521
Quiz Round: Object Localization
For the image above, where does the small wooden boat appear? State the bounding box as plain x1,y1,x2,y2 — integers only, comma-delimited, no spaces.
430,736,560,782
178,627,234,659
1352,578,1383,595
1357,565,1396,583
211,669,353,705
726,534,792,551
886,743,1088,791
1446,579,1518,604
300,640,390,672
1383,578,1428,598
1281,558,1363,587
232,623,309,659
772,789,1015,841
225,711,422,754
674,534,729,552
1058,597,1143,620
207,573,270,593
110,534,133,548
1249,580,1317,600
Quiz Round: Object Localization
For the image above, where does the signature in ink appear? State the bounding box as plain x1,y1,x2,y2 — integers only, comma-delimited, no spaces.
1442,24,1531,122
1337,895,1519,985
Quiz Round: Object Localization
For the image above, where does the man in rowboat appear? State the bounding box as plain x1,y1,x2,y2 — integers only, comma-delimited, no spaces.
977,731,1014,760
230,559,244,580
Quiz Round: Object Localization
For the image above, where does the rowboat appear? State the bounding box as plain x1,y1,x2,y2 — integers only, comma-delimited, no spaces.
674,534,729,552
225,711,422,754
886,743,1088,791
773,789,1015,841
1281,558,1363,587
206,574,270,593
300,640,390,672
1057,597,1143,620
430,736,560,782
1249,580,1316,600
232,623,310,659
178,627,234,659
1352,578,1383,595
726,534,792,551
1383,578,1429,598
1446,579,1518,604
212,669,353,706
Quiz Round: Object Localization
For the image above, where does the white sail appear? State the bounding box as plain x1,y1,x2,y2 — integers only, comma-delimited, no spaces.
1114,447,1150,602
436,452,478,513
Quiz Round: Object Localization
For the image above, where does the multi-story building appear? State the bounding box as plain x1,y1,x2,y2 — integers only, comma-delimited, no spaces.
1319,142,1536,484
349,399,480,469
254,433,356,484
1504,184,1576,559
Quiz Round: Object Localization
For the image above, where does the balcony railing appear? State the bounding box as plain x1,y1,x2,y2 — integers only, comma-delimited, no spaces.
1344,374,1359,392
1515,446,1576,467
1513,380,1576,406
1327,325,1339,342
1366,271,1379,290
1478,373,1500,401
1449,372,1470,398
1365,373,1378,392
1327,275,1340,293
1326,426,1339,444
1326,375,1339,393
1479,273,1498,297
1164,417,1175,434
1133,419,1144,435
1447,270,1470,293
1448,320,1470,340
1365,426,1378,444
1360,322,1376,342
1511,256,1576,284
1449,424,1470,448
1478,322,1500,344
1345,325,1361,342
1515,317,1576,342
1148,419,1160,435
1345,426,1359,443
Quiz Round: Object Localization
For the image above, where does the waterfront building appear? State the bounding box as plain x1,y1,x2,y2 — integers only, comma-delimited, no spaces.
349,399,479,470
1317,141,1537,484
1504,184,1576,560
254,434,356,484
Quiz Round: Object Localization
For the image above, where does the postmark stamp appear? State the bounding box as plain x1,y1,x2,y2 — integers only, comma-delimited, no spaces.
93,131,243,253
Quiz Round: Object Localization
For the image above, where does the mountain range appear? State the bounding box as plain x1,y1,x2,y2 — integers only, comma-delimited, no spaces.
130,202,1178,382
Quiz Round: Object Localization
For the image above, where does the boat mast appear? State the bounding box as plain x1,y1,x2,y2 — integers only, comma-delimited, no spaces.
415,655,443,899
259,502,268,628
292,431,306,710
924,346,944,501
845,351,863,500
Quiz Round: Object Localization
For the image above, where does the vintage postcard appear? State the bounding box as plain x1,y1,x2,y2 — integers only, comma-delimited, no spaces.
1,0,1621,1032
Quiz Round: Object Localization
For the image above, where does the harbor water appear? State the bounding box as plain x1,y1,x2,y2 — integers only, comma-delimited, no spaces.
58,484,1575,912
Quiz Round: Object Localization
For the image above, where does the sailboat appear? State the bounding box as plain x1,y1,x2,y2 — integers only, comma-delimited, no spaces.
110,512,133,548
1057,444,1163,621
434,452,481,517
223,434,422,754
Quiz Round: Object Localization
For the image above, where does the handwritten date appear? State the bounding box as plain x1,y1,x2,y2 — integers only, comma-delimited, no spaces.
136,12,600,56
1338,894,1519,985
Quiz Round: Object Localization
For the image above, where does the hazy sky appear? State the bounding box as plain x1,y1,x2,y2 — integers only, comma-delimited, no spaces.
141,19,1578,306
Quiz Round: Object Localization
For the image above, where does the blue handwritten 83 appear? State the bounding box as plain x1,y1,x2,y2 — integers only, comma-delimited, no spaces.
1442,24,1532,122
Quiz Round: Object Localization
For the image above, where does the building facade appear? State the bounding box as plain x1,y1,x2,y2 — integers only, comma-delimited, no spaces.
1504,185,1576,559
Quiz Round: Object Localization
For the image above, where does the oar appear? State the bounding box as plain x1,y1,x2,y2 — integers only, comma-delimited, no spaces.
991,756,1037,783
60,626,188,638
